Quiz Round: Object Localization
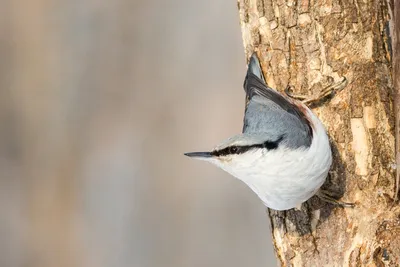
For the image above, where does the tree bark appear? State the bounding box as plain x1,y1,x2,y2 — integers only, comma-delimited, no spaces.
237,0,400,265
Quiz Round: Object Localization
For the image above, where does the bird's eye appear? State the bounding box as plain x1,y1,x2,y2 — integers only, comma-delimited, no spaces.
230,146,238,154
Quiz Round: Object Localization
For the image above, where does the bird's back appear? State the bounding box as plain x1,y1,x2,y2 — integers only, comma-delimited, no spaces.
243,54,313,149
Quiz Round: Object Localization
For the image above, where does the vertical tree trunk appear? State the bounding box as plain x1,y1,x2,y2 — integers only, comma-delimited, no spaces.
393,0,400,205
238,0,400,265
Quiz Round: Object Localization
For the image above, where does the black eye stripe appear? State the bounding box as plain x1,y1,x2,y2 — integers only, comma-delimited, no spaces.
212,135,284,156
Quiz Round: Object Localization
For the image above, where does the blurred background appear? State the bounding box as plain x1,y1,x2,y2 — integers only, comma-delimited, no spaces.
0,1,276,266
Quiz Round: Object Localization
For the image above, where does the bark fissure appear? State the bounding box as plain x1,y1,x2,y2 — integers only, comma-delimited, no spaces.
238,0,400,265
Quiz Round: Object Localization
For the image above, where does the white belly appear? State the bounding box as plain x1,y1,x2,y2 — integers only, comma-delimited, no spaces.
244,163,330,210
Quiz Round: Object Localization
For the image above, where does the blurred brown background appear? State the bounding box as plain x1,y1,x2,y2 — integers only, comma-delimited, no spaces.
0,1,276,266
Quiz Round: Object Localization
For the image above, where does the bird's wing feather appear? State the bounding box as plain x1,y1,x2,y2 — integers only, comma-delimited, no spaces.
244,72,308,123
242,54,313,148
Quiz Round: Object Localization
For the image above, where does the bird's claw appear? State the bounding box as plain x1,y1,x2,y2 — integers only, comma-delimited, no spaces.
285,77,348,106
316,189,355,208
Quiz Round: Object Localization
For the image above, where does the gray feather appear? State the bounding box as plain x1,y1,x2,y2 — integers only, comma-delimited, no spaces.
247,53,265,81
243,53,312,149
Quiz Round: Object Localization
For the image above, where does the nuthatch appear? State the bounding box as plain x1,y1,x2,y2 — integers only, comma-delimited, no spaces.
185,53,352,210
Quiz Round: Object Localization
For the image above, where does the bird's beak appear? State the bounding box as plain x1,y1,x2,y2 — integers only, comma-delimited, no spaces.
184,151,213,159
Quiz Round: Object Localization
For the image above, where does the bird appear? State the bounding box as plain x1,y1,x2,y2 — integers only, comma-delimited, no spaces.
184,52,351,211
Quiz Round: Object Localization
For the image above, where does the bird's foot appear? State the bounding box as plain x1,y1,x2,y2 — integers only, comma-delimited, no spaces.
316,189,355,208
285,77,348,106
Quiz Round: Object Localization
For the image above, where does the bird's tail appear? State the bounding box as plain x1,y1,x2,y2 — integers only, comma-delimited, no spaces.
247,53,265,82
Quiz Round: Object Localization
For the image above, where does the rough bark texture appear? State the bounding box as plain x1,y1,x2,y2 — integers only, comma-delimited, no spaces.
238,0,400,265
393,0,400,204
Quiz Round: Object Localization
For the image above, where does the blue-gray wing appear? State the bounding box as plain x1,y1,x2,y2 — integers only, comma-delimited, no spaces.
243,53,312,148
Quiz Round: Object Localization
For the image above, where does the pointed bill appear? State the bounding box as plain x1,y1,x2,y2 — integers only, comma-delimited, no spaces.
184,151,213,161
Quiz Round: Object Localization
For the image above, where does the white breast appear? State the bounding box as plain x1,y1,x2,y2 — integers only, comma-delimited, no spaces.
217,109,332,210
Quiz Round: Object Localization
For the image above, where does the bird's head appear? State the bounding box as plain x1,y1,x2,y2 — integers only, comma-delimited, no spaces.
184,133,284,177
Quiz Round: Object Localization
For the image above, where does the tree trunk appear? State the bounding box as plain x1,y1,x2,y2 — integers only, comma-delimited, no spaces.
237,0,400,265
